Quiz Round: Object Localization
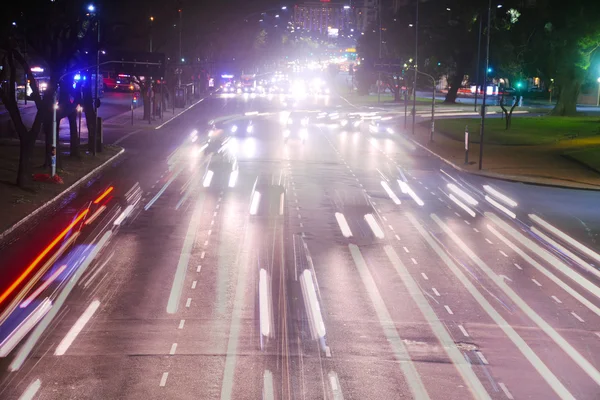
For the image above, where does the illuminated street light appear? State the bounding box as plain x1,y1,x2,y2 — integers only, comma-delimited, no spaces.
344,5,350,9
150,16,154,21
87,4,95,12
281,6,287,10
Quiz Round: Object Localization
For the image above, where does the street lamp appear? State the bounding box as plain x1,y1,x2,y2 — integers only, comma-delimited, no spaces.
149,16,154,52
87,4,95,12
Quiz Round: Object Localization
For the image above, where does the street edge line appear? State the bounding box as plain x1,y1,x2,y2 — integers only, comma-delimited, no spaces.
0,147,125,243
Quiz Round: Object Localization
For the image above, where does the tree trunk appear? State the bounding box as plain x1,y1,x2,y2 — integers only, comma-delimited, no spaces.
82,86,97,153
68,111,80,158
444,54,470,104
551,78,581,116
17,135,35,188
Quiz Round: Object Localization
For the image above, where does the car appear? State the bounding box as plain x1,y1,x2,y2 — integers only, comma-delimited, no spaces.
283,112,310,144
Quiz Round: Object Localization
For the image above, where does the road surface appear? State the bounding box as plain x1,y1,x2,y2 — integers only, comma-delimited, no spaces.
0,91,599,400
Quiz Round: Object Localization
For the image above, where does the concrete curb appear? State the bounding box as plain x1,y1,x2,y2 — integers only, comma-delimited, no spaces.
405,135,600,191
0,147,126,242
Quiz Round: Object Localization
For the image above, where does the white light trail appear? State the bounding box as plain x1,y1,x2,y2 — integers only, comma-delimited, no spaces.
530,214,600,265
447,184,478,205
485,195,516,219
335,212,353,237
381,181,401,204
483,185,517,207
365,214,385,238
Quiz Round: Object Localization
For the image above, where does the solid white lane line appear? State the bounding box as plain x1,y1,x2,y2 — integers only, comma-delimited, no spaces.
403,247,410,253
458,325,470,337
159,372,169,387
55,300,100,356
435,214,600,389
552,296,562,304
432,288,440,297
335,212,353,237
532,279,542,287
191,281,197,289
421,273,429,280
411,258,418,265
487,220,600,317
383,245,490,399
178,320,185,329
498,382,515,400
444,305,454,315
259,269,271,337
485,238,493,244
499,250,508,257
263,370,275,400
169,343,177,355
18,378,41,400
476,351,489,365
166,192,205,314
349,245,430,399
571,312,585,323
407,213,575,399
185,298,192,308
328,371,344,400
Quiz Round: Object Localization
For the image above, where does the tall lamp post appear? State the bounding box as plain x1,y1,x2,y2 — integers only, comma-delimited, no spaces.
478,0,492,170
411,0,419,135
87,4,100,156
149,16,154,52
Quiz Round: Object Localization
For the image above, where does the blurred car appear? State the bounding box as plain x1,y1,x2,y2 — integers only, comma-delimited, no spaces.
283,112,309,144
249,175,286,216
368,118,396,136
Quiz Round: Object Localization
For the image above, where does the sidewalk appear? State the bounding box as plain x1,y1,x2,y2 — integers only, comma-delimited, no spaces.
407,123,600,190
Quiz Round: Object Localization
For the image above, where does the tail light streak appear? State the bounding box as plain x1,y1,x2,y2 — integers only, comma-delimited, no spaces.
20,265,67,309
0,209,89,307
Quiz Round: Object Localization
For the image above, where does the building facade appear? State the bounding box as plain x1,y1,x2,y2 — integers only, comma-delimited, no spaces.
293,1,354,35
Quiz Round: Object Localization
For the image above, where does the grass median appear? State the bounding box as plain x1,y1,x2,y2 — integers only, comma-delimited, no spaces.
435,116,600,145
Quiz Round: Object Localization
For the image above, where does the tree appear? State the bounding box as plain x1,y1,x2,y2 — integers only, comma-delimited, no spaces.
0,46,45,187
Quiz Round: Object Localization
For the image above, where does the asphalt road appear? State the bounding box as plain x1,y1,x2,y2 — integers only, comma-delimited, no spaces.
0,91,599,400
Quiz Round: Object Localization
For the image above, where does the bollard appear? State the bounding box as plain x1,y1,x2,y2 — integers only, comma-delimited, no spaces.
464,125,469,165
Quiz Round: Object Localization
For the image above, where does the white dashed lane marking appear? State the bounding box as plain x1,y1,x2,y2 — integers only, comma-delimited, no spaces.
178,319,185,329
458,325,470,337
444,305,454,315
432,288,440,297
552,296,562,304
571,312,585,323
159,372,169,387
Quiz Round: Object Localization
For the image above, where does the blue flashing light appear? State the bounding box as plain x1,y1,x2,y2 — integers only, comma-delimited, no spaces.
74,73,81,81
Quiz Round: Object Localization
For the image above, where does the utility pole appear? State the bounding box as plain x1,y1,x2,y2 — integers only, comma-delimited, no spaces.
412,0,419,134
474,14,482,112
478,0,492,170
